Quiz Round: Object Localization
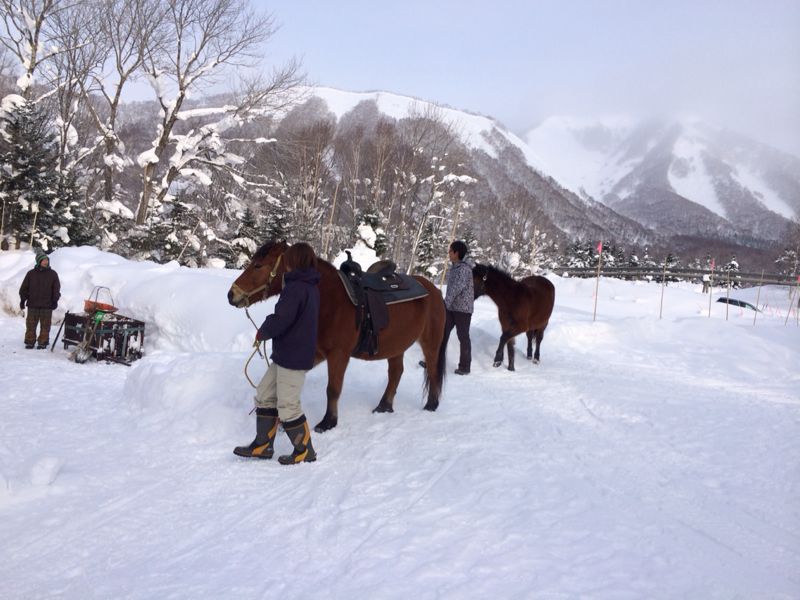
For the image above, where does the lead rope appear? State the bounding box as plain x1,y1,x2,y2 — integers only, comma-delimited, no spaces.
241,255,283,392
243,305,269,391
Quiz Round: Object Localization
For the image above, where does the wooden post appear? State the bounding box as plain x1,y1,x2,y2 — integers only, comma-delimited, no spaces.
707,260,715,318
592,241,603,322
659,256,668,319
753,270,764,326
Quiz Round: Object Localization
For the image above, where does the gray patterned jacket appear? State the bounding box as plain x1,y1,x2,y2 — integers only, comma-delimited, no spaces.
444,261,474,314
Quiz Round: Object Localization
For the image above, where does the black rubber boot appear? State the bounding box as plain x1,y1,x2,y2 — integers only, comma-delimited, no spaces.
278,415,316,465
233,407,279,459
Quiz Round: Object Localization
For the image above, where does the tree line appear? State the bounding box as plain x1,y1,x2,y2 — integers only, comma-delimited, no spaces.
1,0,798,281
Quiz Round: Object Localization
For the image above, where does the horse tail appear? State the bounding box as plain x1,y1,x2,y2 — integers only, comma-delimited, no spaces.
423,333,447,411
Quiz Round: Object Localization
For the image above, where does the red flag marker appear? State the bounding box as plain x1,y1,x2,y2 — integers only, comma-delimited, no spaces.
597,241,603,254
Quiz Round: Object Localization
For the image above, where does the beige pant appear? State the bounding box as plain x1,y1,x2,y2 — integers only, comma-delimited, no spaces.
255,363,307,422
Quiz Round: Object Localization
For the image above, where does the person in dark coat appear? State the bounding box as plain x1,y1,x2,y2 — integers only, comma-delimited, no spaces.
19,250,61,349
233,242,321,465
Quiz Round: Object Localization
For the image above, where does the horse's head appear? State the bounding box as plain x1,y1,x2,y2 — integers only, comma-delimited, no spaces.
472,263,489,299
227,240,289,308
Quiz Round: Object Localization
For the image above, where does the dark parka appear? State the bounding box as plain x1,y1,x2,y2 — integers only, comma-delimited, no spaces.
256,267,321,370
19,257,61,310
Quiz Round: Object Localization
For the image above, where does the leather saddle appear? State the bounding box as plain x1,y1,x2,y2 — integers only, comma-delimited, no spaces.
337,252,428,356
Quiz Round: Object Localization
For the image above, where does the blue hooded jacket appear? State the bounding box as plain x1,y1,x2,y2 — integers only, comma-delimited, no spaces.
257,267,321,370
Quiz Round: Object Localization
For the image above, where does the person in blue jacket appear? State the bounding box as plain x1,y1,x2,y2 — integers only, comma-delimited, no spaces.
234,242,321,465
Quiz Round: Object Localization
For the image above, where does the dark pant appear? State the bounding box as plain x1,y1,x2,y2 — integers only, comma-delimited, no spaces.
25,308,53,346
444,310,471,372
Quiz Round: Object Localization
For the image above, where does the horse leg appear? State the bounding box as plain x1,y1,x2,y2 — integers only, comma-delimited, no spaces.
506,337,516,371
493,332,511,367
374,354,403,413
526,330,534,360
315,351,349,433
533,327,545,364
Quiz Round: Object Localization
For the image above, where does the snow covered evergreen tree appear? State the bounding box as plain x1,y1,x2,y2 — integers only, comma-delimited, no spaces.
722,255,741,288
0,96,59,249
414,220,442,277
355,204,387,258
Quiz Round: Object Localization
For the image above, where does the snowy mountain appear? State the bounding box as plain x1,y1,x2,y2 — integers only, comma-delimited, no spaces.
302,88,657,246
302,88,798,257
524,117,800,244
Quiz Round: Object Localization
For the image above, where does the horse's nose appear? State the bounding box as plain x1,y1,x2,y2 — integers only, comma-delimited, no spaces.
227,289,235,305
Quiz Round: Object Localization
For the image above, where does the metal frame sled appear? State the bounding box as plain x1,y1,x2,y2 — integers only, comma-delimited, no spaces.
58,287,145,365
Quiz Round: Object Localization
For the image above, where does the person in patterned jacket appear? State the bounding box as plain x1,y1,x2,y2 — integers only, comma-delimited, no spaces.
443,240,474,375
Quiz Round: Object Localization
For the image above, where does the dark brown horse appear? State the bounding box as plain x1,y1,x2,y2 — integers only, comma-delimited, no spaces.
472,264,555,371
228,241,447,432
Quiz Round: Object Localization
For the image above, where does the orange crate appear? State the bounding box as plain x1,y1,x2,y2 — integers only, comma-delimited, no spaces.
84,299,118,313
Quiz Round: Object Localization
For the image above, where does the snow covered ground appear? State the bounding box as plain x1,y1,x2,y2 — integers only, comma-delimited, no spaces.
1,247,799,599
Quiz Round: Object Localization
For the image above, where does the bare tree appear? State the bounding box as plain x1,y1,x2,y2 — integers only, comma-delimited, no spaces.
0,0,79,99
44,1,104,173
134,0,300,225
77,0,167,205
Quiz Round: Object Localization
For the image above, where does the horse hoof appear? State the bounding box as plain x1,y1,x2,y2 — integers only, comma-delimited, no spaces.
508,366,515,372
532,358,540,365
493,361,502,368
372,404,394,414
423,401,438,412
314,418,337,433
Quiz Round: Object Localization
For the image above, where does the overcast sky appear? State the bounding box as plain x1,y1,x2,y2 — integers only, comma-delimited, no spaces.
257,0,800,156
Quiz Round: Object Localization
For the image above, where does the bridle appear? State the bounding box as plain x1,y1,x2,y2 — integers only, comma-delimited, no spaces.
230,253,284,307
233,252,284,390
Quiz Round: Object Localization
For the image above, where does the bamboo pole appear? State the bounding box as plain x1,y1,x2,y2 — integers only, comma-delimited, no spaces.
592,242,603,322
753,270,764,326
1,199,6,244
725,270,731,321
659,257,668,319
707,261,715,318
785,278,799,326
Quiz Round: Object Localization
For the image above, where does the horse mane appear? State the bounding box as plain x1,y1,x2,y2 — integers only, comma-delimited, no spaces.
474,263,515,284
252,241,336,272
252,240,283,260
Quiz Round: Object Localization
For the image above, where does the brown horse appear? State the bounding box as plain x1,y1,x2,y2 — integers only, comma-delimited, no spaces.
227,241,447,432
472,264,555,371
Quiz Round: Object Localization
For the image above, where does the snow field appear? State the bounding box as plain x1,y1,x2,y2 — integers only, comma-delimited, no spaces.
0,247,798,599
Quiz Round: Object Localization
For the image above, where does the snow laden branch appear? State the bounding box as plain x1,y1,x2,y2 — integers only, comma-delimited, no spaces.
134,0,300,225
